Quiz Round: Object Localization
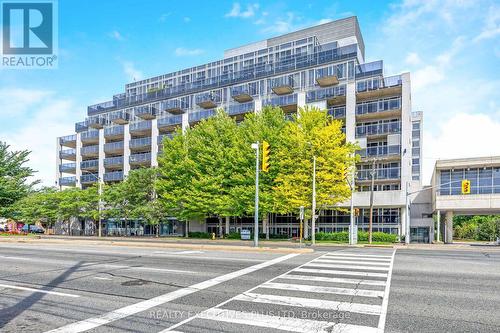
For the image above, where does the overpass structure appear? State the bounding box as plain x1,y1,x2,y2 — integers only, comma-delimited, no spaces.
430,156,500,243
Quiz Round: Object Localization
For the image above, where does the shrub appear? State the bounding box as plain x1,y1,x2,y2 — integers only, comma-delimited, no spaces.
315,231,397,243
188,231,211,238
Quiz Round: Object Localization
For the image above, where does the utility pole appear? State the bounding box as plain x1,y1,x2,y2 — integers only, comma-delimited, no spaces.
368,159,376,244
311,155,317,245
251,142,260,247
98,179,102,238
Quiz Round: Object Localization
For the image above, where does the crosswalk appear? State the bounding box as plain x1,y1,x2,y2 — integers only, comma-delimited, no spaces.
161,249,396,333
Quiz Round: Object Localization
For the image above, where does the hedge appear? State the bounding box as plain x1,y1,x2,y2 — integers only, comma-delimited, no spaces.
315,231,397,243
188,232,211,238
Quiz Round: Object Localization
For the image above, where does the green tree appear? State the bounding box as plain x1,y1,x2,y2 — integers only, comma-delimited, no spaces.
0,141,39,213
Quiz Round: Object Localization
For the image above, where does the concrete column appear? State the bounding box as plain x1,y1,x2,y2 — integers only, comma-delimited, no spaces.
182,112,189,132
400,72,413,192
345,81,356,144
151,118,159,167
401,205,407,242
445,211,453,244
225,216,230,235
297,91,306,109
98,129,105,185
254,98,262,113
123,124,131,176
436,210,441,242
75,133,82,189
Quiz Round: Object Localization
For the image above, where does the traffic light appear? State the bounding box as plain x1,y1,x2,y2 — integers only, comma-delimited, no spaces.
262,141,270,172
354,208,360,217
461,179,471,194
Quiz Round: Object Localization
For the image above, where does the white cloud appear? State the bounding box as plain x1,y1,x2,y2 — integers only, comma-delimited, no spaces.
0,89,52,117
225,3,259,18
108,30,125,41
473,5,500,42
423,113,500,183
174,47,205,56
316,18,333,25
158,13,171,23
121,61,143,82
0,89,79,187
405,52,422,66
260,12,297,34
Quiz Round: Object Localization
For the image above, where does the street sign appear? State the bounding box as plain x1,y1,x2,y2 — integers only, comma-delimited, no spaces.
240,229,251,240
461,179,471,194
299,206,304,220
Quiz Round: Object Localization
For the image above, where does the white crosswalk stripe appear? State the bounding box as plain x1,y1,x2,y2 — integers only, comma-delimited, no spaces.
159,249,396,333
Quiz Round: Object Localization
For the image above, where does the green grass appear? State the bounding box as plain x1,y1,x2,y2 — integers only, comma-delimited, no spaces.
0,233,37,237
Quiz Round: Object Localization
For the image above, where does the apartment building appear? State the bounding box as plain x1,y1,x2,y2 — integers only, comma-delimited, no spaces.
56,16,422,239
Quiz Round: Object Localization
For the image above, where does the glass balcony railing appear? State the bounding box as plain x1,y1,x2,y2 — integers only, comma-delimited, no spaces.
104,156,123,167
81,129,99,142
87,116,107,129
158,115,182,127
104,171,123,182
80,159,99,170
355,121,401,138
104,125,124,138
129,152,151,164
129,120,152,133
356,75,402,93
109,110,130,124
306,85,346,103
87,44,358,115
357,145,401,158
227,101,254,116
135,105,157,119
59,163,76,173
315,64,345,87
355,60,383,79
357,167,401,181
189,109,216,123
162,99,186,114
130,137,151,149
59,135,76,146
75,121,88,133
158,133,173,144
269,75,295,95
104,141,124,153
81,145,99,156
328,106,346,119
195,92,221,109
263,94,298,107
59,176,76,186
81,174,98,184
60,148,76,159
356,97,401,116
231,84,257,102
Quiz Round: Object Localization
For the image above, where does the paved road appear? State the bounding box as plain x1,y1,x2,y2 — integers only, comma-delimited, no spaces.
0,243,499,332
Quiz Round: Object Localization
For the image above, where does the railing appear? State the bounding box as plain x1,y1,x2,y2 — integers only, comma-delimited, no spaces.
269,75,295,89
75,121,88,132
355,60,383,79
227,101,254,116
189,109,216,123
109,110,130,123
357,167,401,181
59,176,76,186
87,116,107,128
81,174,98,183
130,137,151,149
328,106,346,119
357,145,401,158
59,135,76,145
103,141,124,153
306,85,346,103
135,105,157,117
195,91,222,105
60,148,76,159
104,125,124,137
356,75,402,93
158,115,182,127
158,133,173,144
356,97,401,115
81,129,99,141
263,94,297,107
355,121,401,137
59,163,76,173
162,99,187,111
129,120,152,132
315,63,346,81
104,171,123,182
231,84,257,98
80,159,99,169
87,44,358,115
81,145,99,155
130,152,151,164
104,156,123,167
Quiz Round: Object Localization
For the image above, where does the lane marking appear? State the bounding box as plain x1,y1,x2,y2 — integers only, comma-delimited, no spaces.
260,281,384,298
0,255,31,261
173,250,204,254
191,308,379,333
305,262,390,271
313,258,391,266
235,292,382,316
294,267,388,278
378,250,396,332
81,263,197,275
279,274,386,286
326,253,393,258
0,283,80,298
44,253,299,333
323,255,392,261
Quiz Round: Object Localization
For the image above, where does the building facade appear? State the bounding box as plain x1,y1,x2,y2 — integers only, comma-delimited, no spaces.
56,16,422,239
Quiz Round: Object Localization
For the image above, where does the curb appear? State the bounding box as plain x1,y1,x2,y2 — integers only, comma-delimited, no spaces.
0,238,314,254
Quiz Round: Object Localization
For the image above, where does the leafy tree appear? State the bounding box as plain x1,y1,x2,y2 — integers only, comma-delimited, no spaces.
0,141,39,213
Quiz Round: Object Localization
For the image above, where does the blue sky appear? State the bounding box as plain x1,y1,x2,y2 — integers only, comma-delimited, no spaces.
0,0,499,186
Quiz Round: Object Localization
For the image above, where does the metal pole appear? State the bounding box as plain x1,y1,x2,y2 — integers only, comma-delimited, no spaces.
436,210,441,243
254,141,259,247
368,159,376,244
349,180,355,245
405,181,410,244
311,155,317,245
98,179,102,238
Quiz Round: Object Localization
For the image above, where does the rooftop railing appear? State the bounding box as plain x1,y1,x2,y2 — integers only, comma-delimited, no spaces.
87,44,358,115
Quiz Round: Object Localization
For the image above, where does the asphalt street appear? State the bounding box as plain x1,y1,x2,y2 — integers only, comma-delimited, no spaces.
0,242,499,333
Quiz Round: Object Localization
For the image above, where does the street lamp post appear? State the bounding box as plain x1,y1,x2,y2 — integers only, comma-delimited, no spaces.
311,155,317,245
251,142,259,247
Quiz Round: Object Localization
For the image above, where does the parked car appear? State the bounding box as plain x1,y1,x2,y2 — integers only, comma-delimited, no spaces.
21,225,45,234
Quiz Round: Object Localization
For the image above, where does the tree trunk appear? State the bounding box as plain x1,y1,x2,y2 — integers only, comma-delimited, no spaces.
185,221,189,238
218,217,224,238
304,218,309,240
